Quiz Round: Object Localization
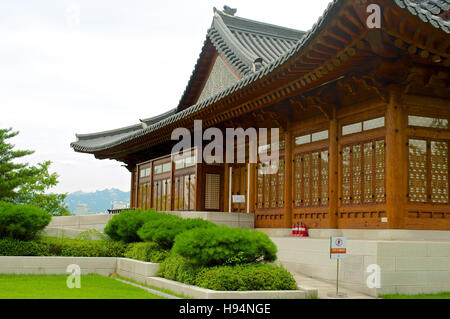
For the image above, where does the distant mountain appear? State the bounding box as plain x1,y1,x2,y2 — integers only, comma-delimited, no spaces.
65,188,130,215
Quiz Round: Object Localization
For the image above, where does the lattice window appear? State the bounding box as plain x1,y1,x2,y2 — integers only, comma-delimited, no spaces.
263,165,270,209
144,183,151,210
341,139,385,205
278,160,285,208
153,181,159,210
303,154,311,206
205,174,220,210
270,172,277,208
363,142,373,203
352,144,362,205
375,140,386,203
321,151,329,205
138,185,144,209
257,167,264,209
152,178,171,211
166,179,171,210
256,160,285,210
409,139,449,204
294,150,328,207
409,139,428,203
342,146,352,205
312,153,320,206
431,141,449,204
294,157,302,207
189,175,196,210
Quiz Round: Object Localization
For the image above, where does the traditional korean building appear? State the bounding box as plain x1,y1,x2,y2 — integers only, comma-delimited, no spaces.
71,0,450,231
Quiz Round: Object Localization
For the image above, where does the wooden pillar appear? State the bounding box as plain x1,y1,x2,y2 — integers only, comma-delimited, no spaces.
284,129,293,228
223,163,230,212
385,85,407,229
149,162,154,209
195,163,203,211
328,110,339,229
248,163,256,213
130,166,137,208
170,159,175,211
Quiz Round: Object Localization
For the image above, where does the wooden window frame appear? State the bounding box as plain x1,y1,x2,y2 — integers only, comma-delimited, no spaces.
340,136,386,207
407,136,449,205
293,147,329,208
174,173,196,211
256,156,286,211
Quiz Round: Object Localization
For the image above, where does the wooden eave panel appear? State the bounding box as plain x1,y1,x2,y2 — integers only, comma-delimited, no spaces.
88,0,450,163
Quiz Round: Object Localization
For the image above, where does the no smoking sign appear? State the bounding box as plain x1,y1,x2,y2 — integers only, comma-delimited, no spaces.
330,237,347,259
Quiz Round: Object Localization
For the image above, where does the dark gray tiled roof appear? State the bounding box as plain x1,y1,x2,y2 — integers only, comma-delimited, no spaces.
409,0,449,16
71,0,449,155
395,0,450,30
73,108,176,151
212,9,305,74
178,8,305,108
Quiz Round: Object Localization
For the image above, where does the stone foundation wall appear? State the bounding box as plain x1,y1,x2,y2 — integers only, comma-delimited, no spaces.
272,237,450,297
46,211,254,234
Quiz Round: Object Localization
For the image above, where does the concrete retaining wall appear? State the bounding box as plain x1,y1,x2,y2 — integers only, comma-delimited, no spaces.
47,211,254,235
42,227,106,240
0,257,158,280
47,215,113,232
259,228,450,241
146,277,313,299
0,257,311,299
0,256,117,276
116,258,159,284
167,211,254,229
273,237,450,297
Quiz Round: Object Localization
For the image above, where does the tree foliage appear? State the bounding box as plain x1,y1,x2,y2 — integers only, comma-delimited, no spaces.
0,128,69,216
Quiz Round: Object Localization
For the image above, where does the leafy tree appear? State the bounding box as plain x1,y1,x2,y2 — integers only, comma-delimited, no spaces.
0,128,70,216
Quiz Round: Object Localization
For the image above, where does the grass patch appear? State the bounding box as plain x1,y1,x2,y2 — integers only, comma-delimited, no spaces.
381,293,450,299
0,274,164,299
114,274,191,299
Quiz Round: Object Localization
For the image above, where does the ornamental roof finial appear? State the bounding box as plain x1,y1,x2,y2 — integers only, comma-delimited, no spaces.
223,5,237,16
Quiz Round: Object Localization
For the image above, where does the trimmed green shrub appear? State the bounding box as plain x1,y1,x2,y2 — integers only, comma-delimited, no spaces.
0,238,50,256
172,226,277,266
124,242,169,263
194,263,298,291
157,253,203,285
0,237,128,257
137,216,217,249
42,237,128,257
104,209,165,243
0,201,52,240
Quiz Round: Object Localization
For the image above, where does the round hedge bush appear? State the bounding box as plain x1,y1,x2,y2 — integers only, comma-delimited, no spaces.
172,226,277,266
0,201,52,240
157,253,202,285
137,216,217,249
124,242,170,263
194,263,298,291
104,209,166,243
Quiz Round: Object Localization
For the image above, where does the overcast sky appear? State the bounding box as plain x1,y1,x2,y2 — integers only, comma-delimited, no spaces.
0,0,332,194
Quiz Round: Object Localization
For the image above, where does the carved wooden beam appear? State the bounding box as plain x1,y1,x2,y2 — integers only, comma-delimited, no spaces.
337,78,358,96
305,95,334,120
352,74,389,102
258,109,288,130
289,96,307,111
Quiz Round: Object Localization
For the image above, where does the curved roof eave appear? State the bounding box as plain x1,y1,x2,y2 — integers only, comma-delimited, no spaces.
71,0,450,155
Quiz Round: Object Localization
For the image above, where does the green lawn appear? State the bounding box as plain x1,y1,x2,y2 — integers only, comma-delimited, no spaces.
0,274,164,299
381,293,450,299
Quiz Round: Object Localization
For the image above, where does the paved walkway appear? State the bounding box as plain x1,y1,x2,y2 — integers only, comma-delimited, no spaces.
293,272,376,299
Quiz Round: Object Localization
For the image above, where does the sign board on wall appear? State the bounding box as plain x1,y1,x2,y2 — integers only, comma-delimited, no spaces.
232,195,246,204
330,237,347,260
